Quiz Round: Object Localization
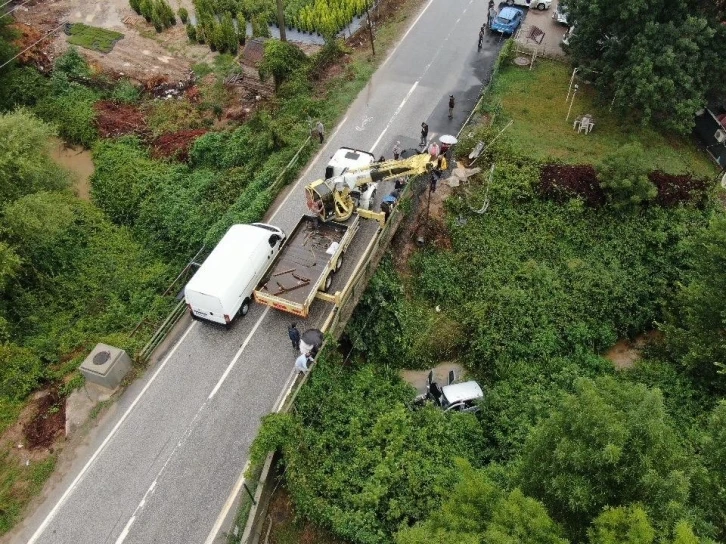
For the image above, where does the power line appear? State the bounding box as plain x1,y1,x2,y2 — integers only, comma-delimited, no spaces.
1,0,36,16
0,19,65,71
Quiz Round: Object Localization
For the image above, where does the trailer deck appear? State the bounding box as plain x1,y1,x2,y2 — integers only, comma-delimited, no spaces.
256,217,351,308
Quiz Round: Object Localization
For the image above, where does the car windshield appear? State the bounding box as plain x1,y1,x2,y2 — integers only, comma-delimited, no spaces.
495,15,512,24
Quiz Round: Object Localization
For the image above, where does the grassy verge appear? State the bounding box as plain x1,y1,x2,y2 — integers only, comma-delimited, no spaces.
486,60,716,177
0,454,56,534
67,23,124,53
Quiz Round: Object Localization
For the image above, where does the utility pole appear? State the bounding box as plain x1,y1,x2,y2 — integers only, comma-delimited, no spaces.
276,0,286,42
365,1,375,56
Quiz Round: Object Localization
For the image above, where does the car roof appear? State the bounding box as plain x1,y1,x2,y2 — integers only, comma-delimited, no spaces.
498,7,521,18
442,381,484,404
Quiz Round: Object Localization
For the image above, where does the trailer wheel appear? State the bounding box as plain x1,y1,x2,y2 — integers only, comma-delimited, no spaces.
322,273,333,292
239,298,250,317
335,253,344,272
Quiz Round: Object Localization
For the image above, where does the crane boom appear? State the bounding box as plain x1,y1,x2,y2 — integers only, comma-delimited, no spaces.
305,152,436,223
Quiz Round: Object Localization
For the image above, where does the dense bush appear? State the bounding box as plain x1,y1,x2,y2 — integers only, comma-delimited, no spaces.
598,143,657,210
258,40,308,90
0,343,44,400
35,53,100,147
0,109,69,203
0,66,50,110
2,191,171,361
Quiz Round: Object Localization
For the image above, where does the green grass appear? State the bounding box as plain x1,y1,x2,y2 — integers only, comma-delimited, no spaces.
489,60,716,178
0,453,56,533
67,23,124,54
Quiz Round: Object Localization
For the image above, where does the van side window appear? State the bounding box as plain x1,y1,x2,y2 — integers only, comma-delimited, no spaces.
268,234,280,247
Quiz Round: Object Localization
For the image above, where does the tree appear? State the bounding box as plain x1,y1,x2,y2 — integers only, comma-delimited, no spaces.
588,506,655,544
597,143,657,210
258,40,307,90
562,0,724,133
696,401,726,540
518,377,689,539
0,109,69,203
662,216,726,391
395,462,567,544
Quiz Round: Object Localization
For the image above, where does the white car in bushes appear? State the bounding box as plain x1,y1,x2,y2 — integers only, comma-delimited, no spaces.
505,0,552,11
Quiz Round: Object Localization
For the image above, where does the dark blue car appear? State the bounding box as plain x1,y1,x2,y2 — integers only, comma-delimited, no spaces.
491,7,524,35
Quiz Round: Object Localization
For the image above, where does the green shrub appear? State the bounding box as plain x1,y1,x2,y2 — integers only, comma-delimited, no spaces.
53,47,90,79
186,23,197,42
35,76,99,147
129,0,141,14
110,79,140,103
0,344,44,400
598,143,657,210
178,6,188,23
0,66,50,110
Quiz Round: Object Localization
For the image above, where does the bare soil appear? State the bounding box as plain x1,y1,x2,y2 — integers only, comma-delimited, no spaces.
152,128,206,161
12,0,211,85
49,138,95,201
0,390,65,468
94,100,148,137
604,331,661,370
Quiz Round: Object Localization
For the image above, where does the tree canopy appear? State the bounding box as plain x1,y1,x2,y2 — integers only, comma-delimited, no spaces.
563,0,726,132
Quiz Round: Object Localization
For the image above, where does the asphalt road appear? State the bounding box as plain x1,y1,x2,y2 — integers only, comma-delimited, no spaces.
13,1,504,542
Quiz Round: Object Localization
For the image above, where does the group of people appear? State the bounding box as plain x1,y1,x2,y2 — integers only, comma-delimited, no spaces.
480,0,497,49
288,322,319,374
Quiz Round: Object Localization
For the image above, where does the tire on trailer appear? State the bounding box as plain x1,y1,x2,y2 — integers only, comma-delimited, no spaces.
335,253,345,272
537,2,546,9
322,273,333,292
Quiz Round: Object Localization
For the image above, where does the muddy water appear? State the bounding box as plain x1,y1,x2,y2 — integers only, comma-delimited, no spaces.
49,138,95,201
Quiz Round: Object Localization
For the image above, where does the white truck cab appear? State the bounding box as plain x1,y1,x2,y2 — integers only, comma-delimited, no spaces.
185,223,285,328
325,147,378,210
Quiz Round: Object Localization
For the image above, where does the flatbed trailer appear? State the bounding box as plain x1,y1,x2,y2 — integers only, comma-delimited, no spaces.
253,215,360,317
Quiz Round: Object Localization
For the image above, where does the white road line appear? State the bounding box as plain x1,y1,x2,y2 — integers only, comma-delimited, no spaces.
370,81,419,153
114,516,135,544
208,306,270,400
203,460,251,544
26,322,198,544
268,115,348,221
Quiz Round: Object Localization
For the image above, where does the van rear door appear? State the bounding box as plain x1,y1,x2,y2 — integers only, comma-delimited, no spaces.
186,290,226,325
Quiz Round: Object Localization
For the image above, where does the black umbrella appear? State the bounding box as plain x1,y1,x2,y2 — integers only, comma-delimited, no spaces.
300,329,324,356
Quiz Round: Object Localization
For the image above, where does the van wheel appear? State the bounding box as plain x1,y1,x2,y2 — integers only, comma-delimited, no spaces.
537,2,546,9
335,253,344,272
322,274,333,292
239,299,250,317
190,310,199,321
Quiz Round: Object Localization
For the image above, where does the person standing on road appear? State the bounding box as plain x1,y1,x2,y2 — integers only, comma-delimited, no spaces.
488,5,497,29
316,120,325,144
392,141,401,160
294,352,311,374
448,95,455,119
288,322,300,350
478,26,485,50
419,122,429,147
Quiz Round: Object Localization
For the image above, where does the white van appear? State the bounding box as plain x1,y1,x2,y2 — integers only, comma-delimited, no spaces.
185,223,286,328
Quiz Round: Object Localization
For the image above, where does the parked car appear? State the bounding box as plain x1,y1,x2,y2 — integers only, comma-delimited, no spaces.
491,7,524,35
413,370,484,413
506,0,551,10
552,2,568,24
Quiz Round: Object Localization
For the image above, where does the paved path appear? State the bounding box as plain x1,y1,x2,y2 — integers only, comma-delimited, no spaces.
12,1,503,543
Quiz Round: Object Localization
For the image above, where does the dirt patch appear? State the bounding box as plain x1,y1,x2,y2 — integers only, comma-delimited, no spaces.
10,22,55,73
23,390,65,451
49,138,95,201
400,361,465,395
604,331,661,370
392,178,454,275
152,128,207,161
346,0,409,51
94,100,148,137
13,0,205,85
